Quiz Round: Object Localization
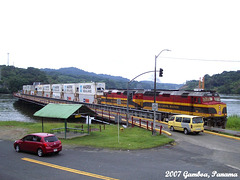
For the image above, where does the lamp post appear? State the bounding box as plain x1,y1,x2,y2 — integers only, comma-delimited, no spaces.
153,49,171,135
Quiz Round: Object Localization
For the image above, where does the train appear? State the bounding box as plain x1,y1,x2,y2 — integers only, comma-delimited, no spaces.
22,82,227,128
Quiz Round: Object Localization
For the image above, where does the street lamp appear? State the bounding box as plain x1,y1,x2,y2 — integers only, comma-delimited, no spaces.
153,49,171,135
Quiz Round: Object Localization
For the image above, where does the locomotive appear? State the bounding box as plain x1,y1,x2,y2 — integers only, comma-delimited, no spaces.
100,89,227,128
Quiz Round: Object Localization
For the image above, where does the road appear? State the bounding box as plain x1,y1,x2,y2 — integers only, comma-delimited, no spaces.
0,130,239,180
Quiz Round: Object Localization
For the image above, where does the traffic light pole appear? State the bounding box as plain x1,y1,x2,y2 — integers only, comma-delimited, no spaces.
153,49,171,135
127,70,159,127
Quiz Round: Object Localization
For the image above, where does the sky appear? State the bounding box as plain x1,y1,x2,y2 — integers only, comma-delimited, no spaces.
0,0,240,84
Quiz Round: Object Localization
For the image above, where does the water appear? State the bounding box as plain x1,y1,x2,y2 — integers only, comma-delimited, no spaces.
221,94,240,116
0,94,239,122
0,94,41,122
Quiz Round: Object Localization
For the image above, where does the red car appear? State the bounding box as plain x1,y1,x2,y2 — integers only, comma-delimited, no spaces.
14,133,62,157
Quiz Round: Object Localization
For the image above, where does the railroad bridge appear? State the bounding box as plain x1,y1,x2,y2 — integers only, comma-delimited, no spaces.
14,93,169,135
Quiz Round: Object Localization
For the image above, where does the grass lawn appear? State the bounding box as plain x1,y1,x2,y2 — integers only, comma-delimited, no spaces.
0,121,174,150
226,115,240,131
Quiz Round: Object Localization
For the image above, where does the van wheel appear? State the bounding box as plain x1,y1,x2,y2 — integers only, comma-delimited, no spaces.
170,126,174,131
184,128,188,135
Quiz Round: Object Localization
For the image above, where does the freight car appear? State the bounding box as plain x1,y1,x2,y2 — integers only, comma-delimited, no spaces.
22,82,106,104
100,89,227,128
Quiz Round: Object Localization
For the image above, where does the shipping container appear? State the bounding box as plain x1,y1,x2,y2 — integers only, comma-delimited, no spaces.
78,82,105,95
52,84,62,93
26,85,34,95
52,84,63,99
79,94,95,104
63,84,75,101
76,82,105,103
43,84,52,97
35,85,43,96
23,85,28,94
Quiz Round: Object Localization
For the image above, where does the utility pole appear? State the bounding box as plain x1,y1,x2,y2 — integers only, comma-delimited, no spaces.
7,53,9,66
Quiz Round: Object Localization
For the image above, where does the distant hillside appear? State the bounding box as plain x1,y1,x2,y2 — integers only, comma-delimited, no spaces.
205,71,240,94
0,65,48,93
0,65,183,93
42,67,129,82
41,67,130,89
182,70,240,94
41,67,183,90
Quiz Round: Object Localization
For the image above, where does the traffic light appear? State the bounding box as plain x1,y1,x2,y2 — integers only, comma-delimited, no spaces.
128,92,133,101
159,68,163,77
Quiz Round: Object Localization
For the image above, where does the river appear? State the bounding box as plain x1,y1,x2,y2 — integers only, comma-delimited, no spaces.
0,94,239,122
220,94,240,116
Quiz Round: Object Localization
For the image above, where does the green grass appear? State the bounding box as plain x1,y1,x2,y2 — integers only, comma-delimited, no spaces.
226,115,240,131
0,121,174,150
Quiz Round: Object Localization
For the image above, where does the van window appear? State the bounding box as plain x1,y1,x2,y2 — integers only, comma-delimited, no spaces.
182,118,190,123
169,116,175,121
192,117,203,124
176,117,182,122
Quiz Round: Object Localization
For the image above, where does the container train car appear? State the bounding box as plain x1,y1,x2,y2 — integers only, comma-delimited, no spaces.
22,82,106,104
100,89,227,128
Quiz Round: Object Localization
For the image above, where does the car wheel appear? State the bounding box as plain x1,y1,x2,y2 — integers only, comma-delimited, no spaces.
15,145,20,152
184,128,188,135
170,126,174,131
37,148,43,157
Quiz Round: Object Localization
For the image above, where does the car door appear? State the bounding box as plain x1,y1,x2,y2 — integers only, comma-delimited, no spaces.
30,135,42,152
21,135,33,151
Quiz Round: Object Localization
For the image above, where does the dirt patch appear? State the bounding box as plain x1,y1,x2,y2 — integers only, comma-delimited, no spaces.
0,126,28,140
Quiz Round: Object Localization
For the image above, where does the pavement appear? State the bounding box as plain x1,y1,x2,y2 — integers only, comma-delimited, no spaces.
0,128,240,180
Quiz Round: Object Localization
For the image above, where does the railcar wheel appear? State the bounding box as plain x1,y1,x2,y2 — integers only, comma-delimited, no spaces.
184,128,188,135
37,148,43,157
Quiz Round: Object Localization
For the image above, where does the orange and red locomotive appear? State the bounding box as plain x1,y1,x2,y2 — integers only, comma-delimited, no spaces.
101,89,227,127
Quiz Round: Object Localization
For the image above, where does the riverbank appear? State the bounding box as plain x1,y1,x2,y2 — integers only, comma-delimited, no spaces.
0,121,174,150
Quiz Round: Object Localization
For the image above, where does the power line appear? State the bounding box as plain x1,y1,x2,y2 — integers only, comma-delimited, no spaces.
162,56,240,63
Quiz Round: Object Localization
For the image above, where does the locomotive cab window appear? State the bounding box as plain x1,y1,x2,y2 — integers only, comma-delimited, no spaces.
163,94,170,97
181,93,189,98
194,97,202,104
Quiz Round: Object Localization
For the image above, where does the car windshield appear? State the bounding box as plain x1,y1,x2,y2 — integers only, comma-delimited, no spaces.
44,136,58,142
192,117,203,124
